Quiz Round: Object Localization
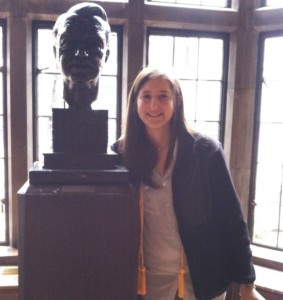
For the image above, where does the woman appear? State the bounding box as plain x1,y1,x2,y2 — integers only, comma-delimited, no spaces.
112,67,264,300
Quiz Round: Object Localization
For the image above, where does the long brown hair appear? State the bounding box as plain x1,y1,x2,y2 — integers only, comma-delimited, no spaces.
120,67,188,188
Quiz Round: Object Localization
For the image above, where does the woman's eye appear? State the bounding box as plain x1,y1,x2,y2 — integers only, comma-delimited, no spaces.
159,94,169,101
139,93,170,103
141,95,151,101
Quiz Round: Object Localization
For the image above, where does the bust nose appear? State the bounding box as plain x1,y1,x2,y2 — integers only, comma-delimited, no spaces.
74,48,89,57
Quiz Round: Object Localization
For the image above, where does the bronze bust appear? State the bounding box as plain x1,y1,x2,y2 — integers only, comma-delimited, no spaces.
53,2,111,109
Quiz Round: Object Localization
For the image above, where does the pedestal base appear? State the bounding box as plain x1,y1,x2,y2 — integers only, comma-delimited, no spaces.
18,166,139,300
29,162,129,185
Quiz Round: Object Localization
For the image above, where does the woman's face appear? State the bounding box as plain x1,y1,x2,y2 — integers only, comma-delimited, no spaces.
137,77,175,135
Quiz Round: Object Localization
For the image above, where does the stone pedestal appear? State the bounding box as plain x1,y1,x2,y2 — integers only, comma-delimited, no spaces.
18,165,139,300
18,102,140,299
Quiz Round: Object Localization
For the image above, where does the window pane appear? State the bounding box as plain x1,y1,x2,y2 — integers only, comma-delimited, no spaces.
148,35,174,68
0,117,3,158
37,116,53,162
0,158,6,242
34,24,121,161
102,32,118,75
196,81,221,121
0,27,2,67
180,80,197,120
263,38,283,81
148,31,226,140
198,38,223,80
174,37,198,79
0,23,7,244
252,35,283,249
0,74,3,115
264,0,283,7
37,29,57,71
92,76,117,119
194,121,219,140
148,0,228,8
260,81,283,123
108,118,117,151
200,0,227,6
37,74,64,115
96,0,128,2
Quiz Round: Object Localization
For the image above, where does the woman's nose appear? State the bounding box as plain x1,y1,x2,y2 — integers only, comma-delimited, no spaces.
149,97,159,107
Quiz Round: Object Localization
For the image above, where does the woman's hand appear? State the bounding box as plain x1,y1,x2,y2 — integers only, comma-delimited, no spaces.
240,284,265,300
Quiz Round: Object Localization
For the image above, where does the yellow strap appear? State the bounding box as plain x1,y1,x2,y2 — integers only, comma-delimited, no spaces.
137,184,146,295
178,247,185,299
138,184,185,298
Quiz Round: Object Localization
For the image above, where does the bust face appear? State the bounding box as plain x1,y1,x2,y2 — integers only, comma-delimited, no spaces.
56,16,109,88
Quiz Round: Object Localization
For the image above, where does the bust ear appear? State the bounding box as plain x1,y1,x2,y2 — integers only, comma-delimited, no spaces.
105,49,110,62
53,45,57,59
53,45,61,70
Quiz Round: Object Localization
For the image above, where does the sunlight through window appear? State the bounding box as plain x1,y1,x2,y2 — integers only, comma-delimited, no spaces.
0,23,7,244
253,34,283,250
147,0,228,8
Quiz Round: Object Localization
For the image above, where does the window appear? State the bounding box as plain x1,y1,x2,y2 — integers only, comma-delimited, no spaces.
147,29,228,141
33,22,122,162
96,0,128,2
147,0,230,8
250,32,283,250
262,0,283,7
0,21,7,244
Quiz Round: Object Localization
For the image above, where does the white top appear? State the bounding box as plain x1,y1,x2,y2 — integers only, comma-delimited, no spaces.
142,144,226,300
142,144,195,300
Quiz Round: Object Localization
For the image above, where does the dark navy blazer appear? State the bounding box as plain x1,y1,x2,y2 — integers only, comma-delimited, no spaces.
113,130,255,299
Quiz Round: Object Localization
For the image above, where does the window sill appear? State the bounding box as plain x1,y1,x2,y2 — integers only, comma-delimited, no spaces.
251,245,283,271
0,247,18,292
251,245,283,296
255,265,283,296
0,247,18,266
0,245,283,296
0,266,18,290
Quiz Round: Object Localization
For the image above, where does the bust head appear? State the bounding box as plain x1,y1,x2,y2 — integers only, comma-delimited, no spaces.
53,2,111,109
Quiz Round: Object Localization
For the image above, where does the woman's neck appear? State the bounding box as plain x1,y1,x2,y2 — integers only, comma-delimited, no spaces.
154,138,170,176
146,127,172,176
147,128,171,151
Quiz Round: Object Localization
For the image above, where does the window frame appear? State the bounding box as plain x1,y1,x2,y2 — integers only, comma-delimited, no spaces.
0,19,8,245
32,20,55,162
146,0,232,8
261,0,283,7
249,29,283,252
146,27,229,144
